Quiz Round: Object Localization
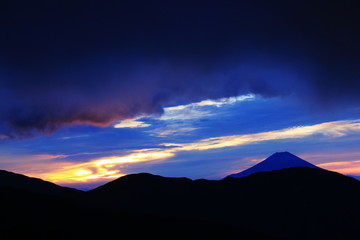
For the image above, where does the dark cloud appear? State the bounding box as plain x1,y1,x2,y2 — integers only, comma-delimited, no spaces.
0,0,359,138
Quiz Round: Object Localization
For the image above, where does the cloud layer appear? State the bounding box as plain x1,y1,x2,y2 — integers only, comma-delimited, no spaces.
21,118,360,186
1,0,360,137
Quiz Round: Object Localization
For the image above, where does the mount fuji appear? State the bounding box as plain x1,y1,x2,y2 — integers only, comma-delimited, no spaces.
226,151,321,178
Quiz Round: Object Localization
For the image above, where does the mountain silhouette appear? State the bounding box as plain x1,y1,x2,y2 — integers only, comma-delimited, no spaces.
2,152,360,240
0,171,275,240
88,167,360,240
226,151,320,178
0,169,82,197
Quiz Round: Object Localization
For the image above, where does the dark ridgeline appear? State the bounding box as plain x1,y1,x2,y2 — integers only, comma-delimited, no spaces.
88,168,360,240
0,171,275,239
1,152,360,239
0,169,82,197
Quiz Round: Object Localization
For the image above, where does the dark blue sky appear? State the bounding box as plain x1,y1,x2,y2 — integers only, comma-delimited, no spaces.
1,0,360,189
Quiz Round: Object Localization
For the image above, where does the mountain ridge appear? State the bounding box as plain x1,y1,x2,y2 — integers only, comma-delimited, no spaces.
0,169,83,197
0,170,276,240
226,151,320,178
1,152,360,239
88,166,360,240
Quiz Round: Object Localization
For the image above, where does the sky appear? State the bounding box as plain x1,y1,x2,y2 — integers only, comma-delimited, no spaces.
1,0,360,190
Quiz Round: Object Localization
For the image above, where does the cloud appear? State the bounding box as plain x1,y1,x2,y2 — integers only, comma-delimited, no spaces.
21,118,360,186
60,134,90,140
147,124,198,137
0,60,297,138
114,119,151,128
0,0,360,137
33,149,174,184
192,94,256,108
160,94,255,121
161,119,360,151
318,161,360,175
140,94,255,137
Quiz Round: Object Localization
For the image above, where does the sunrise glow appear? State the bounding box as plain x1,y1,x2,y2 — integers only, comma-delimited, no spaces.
14,118,360,186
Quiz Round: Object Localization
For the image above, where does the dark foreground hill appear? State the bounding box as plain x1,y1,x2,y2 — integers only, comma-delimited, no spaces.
0,170,277,240
88,167,360,240
1,164,360,240
0,169,82,197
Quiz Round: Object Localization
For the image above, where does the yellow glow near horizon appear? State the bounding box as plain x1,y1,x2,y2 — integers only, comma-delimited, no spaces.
21,119,360,186
75,169,92,176
33,149,175,185
94,151,174,166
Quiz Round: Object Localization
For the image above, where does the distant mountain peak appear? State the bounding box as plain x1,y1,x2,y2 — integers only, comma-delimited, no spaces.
226,152,320,178
271,151,296,157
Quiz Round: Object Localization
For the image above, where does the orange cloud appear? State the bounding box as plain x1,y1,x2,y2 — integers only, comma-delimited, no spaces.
18,119,360,186
31,149,175,185
318,160,360,175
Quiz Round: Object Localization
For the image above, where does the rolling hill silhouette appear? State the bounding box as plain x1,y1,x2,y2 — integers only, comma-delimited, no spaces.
1,152,360,240
88,161,360,239
226,151,320,178
0,169,82,197
0,170,274,240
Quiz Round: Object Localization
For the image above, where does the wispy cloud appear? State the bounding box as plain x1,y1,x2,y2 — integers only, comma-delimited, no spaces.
318,160,360,175
147,124,197,137
192,94,256,107
0,153,68,164
113,118,151,128
60,134,90,140
162,119,360,151
111,94,255,132
34,149,174,185
22,118,360,186
160,94,255,121
145,94,256,136
298,151,360,175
